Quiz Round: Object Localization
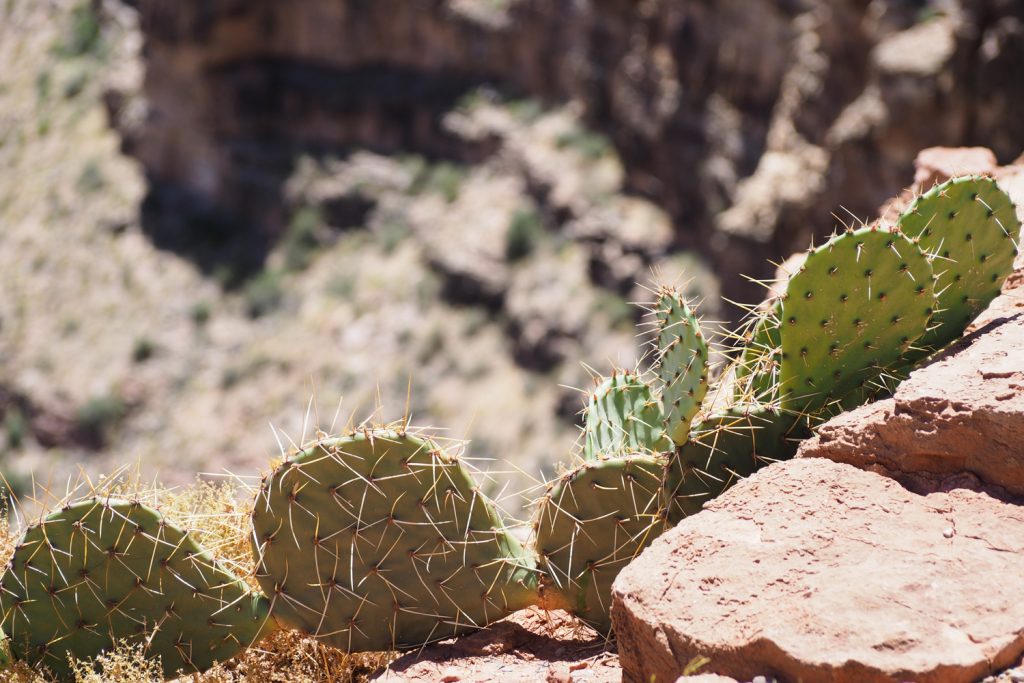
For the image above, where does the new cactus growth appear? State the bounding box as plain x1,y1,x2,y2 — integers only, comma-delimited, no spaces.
0,498,272,680
532,455,665,632
583,371,671,459
251,429,539,653
896,176,1021,355
654,287,710,443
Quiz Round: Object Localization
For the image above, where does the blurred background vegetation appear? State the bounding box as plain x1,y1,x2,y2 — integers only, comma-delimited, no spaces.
0,0,1021,514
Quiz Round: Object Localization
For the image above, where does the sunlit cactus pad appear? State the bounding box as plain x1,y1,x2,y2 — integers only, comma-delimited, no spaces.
251,429,537,652
0,498,272,680
655,287,709,444
896,176,1021,353
583,372,671,460
532,455,666,633
778,227,935,413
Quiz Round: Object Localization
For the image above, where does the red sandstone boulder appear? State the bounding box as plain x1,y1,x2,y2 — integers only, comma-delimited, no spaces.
611,458,1024,683
912,146,998,189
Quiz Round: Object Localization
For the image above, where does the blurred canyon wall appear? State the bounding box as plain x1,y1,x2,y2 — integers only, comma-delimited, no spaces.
113,0,1024,302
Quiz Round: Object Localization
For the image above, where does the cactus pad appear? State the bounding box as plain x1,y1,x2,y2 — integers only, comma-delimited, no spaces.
0,498,272,680
251,430,537,652
732,303,782,404
778,227,935,414
896,176,1021,354
664,407,802,523
654,288,709,444
583,372,671,459
532,455,666,633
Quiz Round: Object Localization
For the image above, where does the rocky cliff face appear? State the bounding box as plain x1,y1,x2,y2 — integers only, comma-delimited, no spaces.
116,0,1024,301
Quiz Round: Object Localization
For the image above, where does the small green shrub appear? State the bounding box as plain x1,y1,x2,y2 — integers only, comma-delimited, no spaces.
283,206,324,271
505,206,544,261
76,393,125,440
243,270,285,318
591,291,634,329
326,272,356,299
55,2,103,58
63,68,90,99
410,161,465,203
131,337,156,363
0,467,31,500
76,160,104,194
3,406,26,450
376,218,412,254
189,301,212,326
506,98,543,123
35,70,51,103
556,127,613,161
221,355,273,390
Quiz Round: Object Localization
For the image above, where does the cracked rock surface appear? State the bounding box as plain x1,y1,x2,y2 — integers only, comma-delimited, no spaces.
611,457,1024,683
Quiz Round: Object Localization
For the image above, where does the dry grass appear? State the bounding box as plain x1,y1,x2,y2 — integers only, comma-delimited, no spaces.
0,472,396,682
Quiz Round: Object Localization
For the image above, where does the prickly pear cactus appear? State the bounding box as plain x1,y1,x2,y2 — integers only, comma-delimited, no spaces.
583,372,671,459
896,176,1021,355
0,498,272,680
732,303,782,404
532,455,665,633
777,227,935,414
664,406,802,523
654,287,709,444
251,429,538,652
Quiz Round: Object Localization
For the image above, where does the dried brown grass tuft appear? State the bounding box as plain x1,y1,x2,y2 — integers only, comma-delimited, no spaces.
199,630,395,683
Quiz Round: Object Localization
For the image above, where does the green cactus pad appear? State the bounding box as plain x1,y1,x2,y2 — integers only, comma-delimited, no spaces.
654,288,709,444
664,406,803,524
778,227,935,414
896,176,1021,354
583,372,671,460
0,499,272,680
532,455,666,633
251,430,538,652
732,303,782,404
